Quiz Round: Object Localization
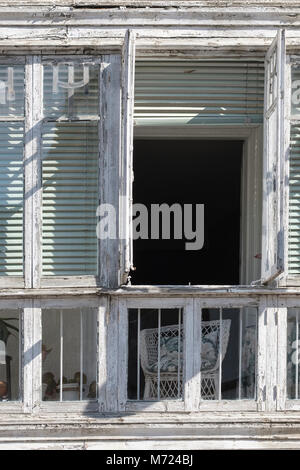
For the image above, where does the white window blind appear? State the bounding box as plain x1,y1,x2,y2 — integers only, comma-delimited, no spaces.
42,122,98,276
0,65,24,277
134,61,264,126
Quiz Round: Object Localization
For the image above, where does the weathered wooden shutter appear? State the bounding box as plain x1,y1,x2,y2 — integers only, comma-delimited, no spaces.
135,60,264,126
119,30,136,285
261,30,286,284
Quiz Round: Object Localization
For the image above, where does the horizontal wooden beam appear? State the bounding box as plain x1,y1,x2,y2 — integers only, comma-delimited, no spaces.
0,285,299,298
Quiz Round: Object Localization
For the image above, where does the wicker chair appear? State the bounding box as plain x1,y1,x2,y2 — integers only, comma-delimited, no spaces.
140,319,231,400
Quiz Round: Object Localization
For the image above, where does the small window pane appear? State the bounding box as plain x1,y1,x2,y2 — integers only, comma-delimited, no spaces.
42,122,99,276
201,307,257,400
128,308,183,401
287,308,300,399
42,308,98,402
0,309,20,401
43,63,99,119
0,65,24,117
291,65,300,117
0,123,24,276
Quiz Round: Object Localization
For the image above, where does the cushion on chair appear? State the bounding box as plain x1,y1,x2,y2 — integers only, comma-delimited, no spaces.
201,329,218,371
146,327,219,373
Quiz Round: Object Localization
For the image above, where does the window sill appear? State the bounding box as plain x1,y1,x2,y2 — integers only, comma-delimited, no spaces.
125,400,257,412
40,276,99,288
39,401,99,414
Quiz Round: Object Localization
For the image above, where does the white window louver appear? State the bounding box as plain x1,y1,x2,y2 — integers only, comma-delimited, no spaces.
42,63,99,277
134,61,264,126
289,64,300,276
0,65,24,277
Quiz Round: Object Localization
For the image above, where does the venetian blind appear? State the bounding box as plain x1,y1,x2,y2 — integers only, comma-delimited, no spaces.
289,65,300,275
289,125,300,275
134,61,264,126
0,65,24,276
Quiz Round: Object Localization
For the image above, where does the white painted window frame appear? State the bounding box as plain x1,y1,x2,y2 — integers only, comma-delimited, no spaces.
0,49,129,290
0,292,291,415
0,34,289,290
275,295,300,412
0,299,30,414
275,295,300,411
281,54,300,287
0,296,108,415
119,296,260,412
38,55,102,289
261,30,288,286
131,33,288,289
29,54,123,289
36,297,102,414
0,33,295,416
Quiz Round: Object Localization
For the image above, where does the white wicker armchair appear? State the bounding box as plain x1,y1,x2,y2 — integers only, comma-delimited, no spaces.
140,319,231,400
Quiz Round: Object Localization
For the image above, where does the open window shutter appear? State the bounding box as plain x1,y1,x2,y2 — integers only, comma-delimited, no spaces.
261,29,286,284
120,30,136,285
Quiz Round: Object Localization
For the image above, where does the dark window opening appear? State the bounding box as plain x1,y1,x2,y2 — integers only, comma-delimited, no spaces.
132,139,243,285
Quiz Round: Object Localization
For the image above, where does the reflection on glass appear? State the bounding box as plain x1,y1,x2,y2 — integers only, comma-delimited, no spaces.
291,65,300,117
42,308,97,402
0,310,20,401
42,122,98,276
0,65,24,117
0,123,24,276
43,63,99,118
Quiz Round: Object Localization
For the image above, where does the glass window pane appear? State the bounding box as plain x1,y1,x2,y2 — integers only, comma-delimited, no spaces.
128,308,183,401
43,63,99,119
240,307,257,399
0,123,24,276
42,308,97,402
0,65,24,118
287,308,300,399
291,65,300,117
0,309,20,401
42,122,99,276
200,307,257,401
128,306,257,402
